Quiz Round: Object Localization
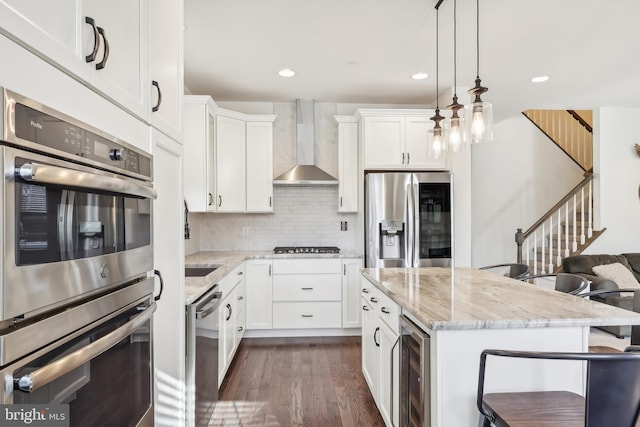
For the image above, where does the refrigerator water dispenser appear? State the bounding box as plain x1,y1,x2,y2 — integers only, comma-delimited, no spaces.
379,220,405,259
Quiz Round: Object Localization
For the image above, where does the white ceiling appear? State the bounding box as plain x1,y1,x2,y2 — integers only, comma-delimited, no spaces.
184,0,640,121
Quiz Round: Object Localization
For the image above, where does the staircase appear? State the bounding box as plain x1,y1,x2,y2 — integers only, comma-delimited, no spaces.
516,110,605,274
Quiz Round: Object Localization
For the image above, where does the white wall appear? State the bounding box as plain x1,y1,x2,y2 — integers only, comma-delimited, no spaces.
583,107,640,254
470,114,585,267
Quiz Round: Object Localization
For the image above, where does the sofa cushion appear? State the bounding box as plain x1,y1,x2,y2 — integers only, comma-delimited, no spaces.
592,262,640,289
562,254,631,276
622,253,640,282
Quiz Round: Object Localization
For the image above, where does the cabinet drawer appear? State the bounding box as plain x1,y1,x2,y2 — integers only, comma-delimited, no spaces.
218,263,246,295
273,302,342,329
272,258,342,274
376,291,400,333
272,275,341,301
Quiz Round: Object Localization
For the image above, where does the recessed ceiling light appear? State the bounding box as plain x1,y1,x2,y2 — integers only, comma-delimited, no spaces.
531,75,549,83
278,68,295,78
412,72,429,80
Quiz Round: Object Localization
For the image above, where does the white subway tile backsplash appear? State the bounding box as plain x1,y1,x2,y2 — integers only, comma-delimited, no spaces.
197,187,357,251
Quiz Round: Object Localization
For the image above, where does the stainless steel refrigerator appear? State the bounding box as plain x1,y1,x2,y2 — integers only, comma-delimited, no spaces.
364,172,452,268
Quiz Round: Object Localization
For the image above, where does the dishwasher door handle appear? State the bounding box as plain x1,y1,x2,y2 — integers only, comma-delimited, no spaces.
195,288,223,319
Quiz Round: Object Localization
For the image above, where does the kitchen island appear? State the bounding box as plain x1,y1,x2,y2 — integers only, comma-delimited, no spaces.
362,267,640,427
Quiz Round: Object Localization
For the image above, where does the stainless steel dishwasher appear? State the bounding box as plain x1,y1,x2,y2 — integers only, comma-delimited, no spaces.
399,315,431,427
186,285,223,427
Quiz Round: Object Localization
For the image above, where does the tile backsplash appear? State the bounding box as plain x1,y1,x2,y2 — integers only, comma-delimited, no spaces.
189,186,358,252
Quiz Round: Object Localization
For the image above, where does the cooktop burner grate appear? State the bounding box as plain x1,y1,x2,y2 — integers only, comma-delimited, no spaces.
273,246,341,254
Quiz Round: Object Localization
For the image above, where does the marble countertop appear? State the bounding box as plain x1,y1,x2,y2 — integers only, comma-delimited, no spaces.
185,250,362,304
362,267,640,331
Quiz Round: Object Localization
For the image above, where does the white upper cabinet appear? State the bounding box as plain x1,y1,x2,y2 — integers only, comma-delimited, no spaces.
246,120,275,212
183,96,216,212
149,0,183,142
215,112,246,212
358,109,447,170
335,116,359,213
0,0,150,121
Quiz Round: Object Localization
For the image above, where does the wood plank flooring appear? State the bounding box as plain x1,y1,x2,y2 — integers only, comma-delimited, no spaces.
211,336,385,427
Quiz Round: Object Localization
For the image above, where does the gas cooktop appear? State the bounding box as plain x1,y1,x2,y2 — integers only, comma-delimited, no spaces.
273,246,341,255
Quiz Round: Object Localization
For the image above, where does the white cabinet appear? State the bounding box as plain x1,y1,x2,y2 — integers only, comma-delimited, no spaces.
359,110,446,170
151,130,185,424
183,99,275,213
335,116,359,213
246,260,273,329
272,258,342,329
246,121,274,212
183,96,216,212
0,0,150,120
149,0,183,141
215,112,246,212
361,281,400,427
217,263,246,386
342,258,363,328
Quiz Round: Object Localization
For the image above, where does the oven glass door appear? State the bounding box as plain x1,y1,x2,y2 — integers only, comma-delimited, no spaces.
7,302,155,426
15,156,151,266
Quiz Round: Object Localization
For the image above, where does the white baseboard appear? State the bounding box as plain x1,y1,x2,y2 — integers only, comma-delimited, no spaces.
243,328,361,338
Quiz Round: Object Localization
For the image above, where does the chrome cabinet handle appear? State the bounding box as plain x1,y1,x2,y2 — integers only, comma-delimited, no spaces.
362,305,370,311
362,288,370,294
370,297,378,303
407,152,410,164
301,314,313,318
218,195,222,207
301,287,313,291
401,152,405,164
340,196,343,207
95,26,109,70
374,326,380,347
85,17,100,63
381,307,391,314
268,264,272,276
343,264,346,275
237,271,243,276
237,326,244,332
151,80,162,112
225,303,232,321
208,193,213,206
18,163,157,199
237,295,243,300
15,303,156,392
269,196,272,207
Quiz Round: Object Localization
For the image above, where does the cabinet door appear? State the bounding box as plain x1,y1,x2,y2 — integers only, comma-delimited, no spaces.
149,0,183,141
219,292,235,387
183,100,215,212
405,116,446,170
0,0,90,82
342,259,363,328
82,0,149,120
379,322,400,427
361,298,379,399
151,130,185,424
246,121,273,212
363,116,404,169
234,279,246,348
338,121,359,212
216,115,246,212
246,260,273,329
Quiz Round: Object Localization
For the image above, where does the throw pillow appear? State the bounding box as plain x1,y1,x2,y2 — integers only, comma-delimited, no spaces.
592,262,640,289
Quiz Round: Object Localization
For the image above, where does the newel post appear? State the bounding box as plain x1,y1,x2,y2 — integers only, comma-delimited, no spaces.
515,228,524,263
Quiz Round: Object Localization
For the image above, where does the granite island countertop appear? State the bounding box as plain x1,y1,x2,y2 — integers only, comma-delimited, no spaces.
362,267,640,331
185,250,362,304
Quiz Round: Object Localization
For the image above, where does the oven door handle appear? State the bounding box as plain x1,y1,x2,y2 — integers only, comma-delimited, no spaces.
18,163,157,200
14,303,156,393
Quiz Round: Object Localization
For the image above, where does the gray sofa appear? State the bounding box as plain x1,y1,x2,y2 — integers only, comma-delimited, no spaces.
562,253,640,337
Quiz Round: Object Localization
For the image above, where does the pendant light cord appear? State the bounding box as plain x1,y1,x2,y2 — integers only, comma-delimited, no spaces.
476,0,480,79
435,6,439,109
453,0,457,97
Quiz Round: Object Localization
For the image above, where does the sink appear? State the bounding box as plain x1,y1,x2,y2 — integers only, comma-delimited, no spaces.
185,265,220,277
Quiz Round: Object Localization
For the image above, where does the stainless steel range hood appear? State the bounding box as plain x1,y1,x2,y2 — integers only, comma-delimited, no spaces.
273,99,338,186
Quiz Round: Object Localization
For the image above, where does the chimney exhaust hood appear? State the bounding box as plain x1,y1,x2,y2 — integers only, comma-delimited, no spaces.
273,99,338,186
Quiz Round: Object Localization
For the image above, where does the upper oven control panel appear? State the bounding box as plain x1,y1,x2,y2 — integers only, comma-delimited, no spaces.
2,89,152,181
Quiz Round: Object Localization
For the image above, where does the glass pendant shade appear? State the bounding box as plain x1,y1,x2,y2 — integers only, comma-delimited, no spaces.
465,99,493,143
445,114,465,152
429,124,447,159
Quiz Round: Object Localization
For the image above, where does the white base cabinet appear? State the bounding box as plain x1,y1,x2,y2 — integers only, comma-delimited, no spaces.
216,263,246,387
361,279,400,427
245,260,273,329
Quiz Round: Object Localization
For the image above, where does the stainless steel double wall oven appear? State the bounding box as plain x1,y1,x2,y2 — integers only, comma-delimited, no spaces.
0,89,158,426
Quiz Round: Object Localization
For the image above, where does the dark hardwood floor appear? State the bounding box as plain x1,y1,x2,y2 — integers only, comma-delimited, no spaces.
211,336,385,426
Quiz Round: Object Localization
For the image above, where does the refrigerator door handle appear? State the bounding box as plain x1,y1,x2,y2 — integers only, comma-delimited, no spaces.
412,179,420,267
405,182,413,267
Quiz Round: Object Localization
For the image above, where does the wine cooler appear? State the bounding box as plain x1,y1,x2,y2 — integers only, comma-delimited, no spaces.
399,315,431,427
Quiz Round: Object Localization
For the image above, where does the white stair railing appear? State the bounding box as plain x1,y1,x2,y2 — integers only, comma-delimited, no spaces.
516,174,594,274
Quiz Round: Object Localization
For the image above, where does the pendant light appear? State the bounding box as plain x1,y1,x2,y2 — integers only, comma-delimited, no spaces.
445,0,465,152
430,1,445,158
465,0,493,143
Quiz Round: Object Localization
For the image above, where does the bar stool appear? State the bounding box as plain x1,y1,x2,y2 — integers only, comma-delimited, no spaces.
479,263,530,280
519,273,589,295
476,349,640,427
